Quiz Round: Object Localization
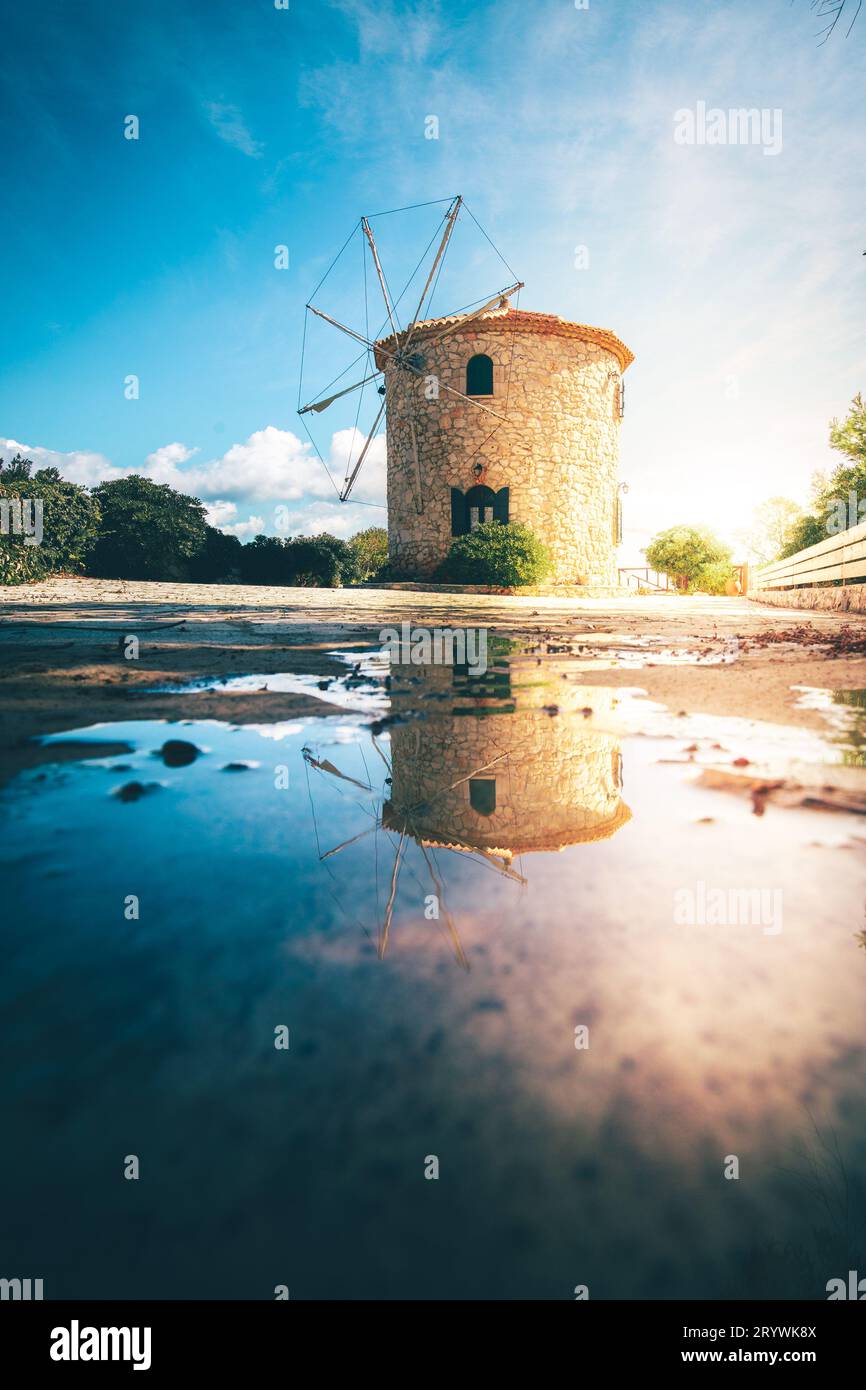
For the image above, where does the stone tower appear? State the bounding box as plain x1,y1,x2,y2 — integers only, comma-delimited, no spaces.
382,654,632,860
375,305,634,585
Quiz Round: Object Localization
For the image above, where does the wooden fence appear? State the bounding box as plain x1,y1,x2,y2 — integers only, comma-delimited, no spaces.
752,518,866,590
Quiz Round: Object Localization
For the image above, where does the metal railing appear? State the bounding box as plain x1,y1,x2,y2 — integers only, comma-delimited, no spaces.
618,566,675,591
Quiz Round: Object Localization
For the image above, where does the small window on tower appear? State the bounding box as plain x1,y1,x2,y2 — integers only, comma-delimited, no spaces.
469,778,496,816
466,354,494,396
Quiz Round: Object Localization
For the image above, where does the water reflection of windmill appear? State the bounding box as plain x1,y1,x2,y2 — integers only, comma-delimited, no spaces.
302,651,631,969
297,195,522,507
303,734,515,971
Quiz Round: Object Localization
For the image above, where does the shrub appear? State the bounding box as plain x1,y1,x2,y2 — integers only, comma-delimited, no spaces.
694,559,734,594
0,456,100,585
288,533,359,586
238,535,286,585
237,532,357,587
347,526,389,582
88,475,208,580
436,521,552,586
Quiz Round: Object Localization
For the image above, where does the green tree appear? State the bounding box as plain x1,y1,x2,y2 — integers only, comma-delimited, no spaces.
0,452,33,480
777,512,826,559
830,392,866,463
1,458,100,585
347,526,389,582
644,525,733,592
285,533,349,587
88,475,208,580
437,521,552,586
780,394,866,548
813,392,866,529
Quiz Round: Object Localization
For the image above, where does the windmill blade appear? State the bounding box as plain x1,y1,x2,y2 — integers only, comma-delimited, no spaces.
417,839,469,971
421,282,524,348
379,827,407,959
302,749,374,791
340,396,386,502
307,304,376,352
320,823,379,861
305,304,410,376
362,217,401,340
403,196,463,348
299,370,381,416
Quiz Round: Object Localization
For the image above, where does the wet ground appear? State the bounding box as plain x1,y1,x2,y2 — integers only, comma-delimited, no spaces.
1,592,866,1299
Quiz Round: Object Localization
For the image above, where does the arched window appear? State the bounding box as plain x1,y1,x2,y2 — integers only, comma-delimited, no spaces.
466,353,494,396
450,485,509,535
469,778,496,816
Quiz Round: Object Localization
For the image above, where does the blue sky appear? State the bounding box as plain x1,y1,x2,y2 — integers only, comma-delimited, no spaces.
2,0,864,560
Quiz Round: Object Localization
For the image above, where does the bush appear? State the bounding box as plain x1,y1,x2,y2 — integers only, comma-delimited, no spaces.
694,559,734,594
285,533,355,587
436,521,552,586
0,456,100,585
347,526,389,582
189,525,244,583
88,475,208,580
237,535,285,585
237,532,358,587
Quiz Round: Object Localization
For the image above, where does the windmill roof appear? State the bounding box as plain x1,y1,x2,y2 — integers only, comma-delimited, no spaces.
375,305,634,372
382,799,633,858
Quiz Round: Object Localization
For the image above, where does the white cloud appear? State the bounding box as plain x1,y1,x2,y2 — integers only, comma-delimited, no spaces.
202,101,263,158
204,499,240,528
277,500,386,538
178,427,329,501
152,425,386,507
3,428,386,541
222,513,265,539
143,442,199,480
0,438,120,486
204,500,266,538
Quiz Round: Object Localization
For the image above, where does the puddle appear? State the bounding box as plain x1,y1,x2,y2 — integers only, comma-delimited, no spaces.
795,686,866,766
518,633,740,670
2,650,865,1299
146,648,390,714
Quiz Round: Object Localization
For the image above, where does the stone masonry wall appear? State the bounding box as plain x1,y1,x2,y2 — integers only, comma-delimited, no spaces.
384,662,629,855
383,319,627,584
749,585,866,613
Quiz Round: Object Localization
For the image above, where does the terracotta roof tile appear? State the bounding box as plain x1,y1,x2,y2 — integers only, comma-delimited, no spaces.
381,800,633,858
375,305,634,372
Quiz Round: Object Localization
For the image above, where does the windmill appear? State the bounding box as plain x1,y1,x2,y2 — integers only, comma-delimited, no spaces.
297,196,523,511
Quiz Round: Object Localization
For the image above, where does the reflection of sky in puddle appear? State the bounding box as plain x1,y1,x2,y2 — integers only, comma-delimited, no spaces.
2,656,865,1300
147,649,390,714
